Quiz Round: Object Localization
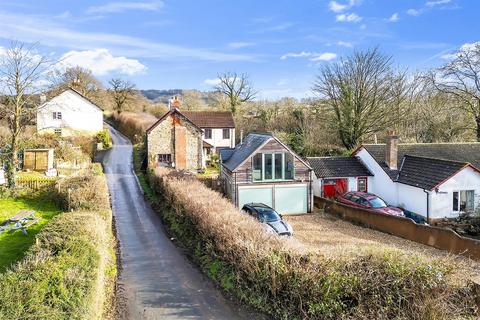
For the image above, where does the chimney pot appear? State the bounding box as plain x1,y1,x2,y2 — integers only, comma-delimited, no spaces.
385,130,398,170
170,95,181,110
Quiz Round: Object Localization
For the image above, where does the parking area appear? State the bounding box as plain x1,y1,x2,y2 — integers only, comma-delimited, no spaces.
285,212,480,281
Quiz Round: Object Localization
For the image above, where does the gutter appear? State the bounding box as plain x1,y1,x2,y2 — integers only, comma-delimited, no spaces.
423,189,430,224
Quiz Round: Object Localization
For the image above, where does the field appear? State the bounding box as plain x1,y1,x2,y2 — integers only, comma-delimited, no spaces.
0,195,60,271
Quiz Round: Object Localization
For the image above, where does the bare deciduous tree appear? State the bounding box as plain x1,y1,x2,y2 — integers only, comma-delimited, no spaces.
50,66,102,97
214,72,256,114
0,42,50,188
427,42,480,141
109,78,136,113
313,47,407,149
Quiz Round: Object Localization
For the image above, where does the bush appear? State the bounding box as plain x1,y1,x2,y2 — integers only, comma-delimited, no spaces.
96,129,112,149
149,168,475,320
109,111,157,143
0,170,114,320
54,169,109,212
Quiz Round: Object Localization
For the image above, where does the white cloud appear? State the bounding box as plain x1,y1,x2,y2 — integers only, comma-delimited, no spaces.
426,0,451,7
441,42,480,60
281,51,312,60
87,1,164,14
281,51,337,61
310,52,337,61
57,48,147,76
204,78,221,85
388,13,399,22
228,42,255,49
328,0,359,13
336,13,362,23
406,8,421,16
337,41,353,47
329,1,349,13
0,11,253,62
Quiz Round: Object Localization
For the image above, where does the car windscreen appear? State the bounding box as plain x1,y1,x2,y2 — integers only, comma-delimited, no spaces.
254,207,281,222
369,197,387,208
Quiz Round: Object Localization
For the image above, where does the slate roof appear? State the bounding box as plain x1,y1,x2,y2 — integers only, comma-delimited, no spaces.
221,133,271,172
182,111,235,128
363,143,480,170
219,148,235,162
356,143,480,190
307,156,372,178
396,155,468,190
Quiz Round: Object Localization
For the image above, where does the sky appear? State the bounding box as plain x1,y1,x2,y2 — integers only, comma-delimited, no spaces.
0,0,477,99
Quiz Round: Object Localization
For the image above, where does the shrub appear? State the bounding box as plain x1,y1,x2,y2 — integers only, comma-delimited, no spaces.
109,111,157,143
96,129,112,149
0,170,114,320
0,210,112,320
54,169,110,212
149,167,475,320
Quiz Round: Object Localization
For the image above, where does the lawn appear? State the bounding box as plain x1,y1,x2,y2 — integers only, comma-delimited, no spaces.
0,195,61,272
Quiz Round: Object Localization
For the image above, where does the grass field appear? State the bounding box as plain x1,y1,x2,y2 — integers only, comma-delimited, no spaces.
0,195,61,272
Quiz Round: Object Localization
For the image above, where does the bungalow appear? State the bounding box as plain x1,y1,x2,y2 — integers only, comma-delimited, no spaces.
219,133,313,214
307,156,373,198
37,88,103,136
351,132,480,222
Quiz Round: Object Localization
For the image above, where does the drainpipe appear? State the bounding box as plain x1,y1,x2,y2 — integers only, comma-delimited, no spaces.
423,189,430,224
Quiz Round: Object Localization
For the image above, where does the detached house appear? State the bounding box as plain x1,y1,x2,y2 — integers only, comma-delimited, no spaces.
181,111,235,166
219,133,313,214
37,88,103,136
314,132,480,222
145,96,235,171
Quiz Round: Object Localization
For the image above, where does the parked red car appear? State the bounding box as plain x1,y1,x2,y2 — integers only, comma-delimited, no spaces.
336,191,404,216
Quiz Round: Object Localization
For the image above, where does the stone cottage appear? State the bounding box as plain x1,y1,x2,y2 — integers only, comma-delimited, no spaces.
145,97,203,171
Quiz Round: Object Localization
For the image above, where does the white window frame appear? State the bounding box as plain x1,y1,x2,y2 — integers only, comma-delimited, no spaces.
452,190,475,213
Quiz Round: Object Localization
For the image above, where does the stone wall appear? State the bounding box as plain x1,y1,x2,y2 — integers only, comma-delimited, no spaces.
147,114,202,171
147,116,173,167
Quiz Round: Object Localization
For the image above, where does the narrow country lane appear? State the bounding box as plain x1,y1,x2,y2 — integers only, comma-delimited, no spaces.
103,126,263,320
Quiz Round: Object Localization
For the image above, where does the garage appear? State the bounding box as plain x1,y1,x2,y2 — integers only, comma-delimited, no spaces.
238,186,273,209
238,184,309,214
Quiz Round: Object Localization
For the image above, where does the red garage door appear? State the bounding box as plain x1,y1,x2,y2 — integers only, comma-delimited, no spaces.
323,178,348,198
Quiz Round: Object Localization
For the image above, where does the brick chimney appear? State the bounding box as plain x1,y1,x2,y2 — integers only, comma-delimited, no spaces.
174,126,187,170
169,96,181,110
385,130,398,170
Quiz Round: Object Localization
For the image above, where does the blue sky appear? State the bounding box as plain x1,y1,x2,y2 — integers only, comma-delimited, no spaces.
0,0,477,99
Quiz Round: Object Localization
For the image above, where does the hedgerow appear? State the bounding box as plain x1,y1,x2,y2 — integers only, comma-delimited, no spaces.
0,169,115,320
108,111,156,143
149,167,476,320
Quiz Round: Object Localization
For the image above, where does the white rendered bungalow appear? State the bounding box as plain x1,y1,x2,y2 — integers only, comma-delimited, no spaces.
352,133,480,222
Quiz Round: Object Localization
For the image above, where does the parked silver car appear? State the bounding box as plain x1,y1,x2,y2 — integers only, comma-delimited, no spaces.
241,203,294,236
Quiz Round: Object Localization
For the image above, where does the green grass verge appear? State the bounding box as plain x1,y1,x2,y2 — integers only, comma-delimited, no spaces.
0,194,61,272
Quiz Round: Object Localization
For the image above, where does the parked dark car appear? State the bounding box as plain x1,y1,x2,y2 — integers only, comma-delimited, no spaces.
336,191,404,216
241,203,294,236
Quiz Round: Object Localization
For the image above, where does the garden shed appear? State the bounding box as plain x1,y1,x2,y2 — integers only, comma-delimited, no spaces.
23,149,54,172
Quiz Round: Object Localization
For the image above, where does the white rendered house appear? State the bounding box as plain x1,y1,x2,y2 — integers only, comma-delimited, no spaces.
352,134,480,222
37,88,103,136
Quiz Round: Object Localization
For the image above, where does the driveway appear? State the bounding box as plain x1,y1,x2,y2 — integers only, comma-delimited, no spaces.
103,126,263,320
